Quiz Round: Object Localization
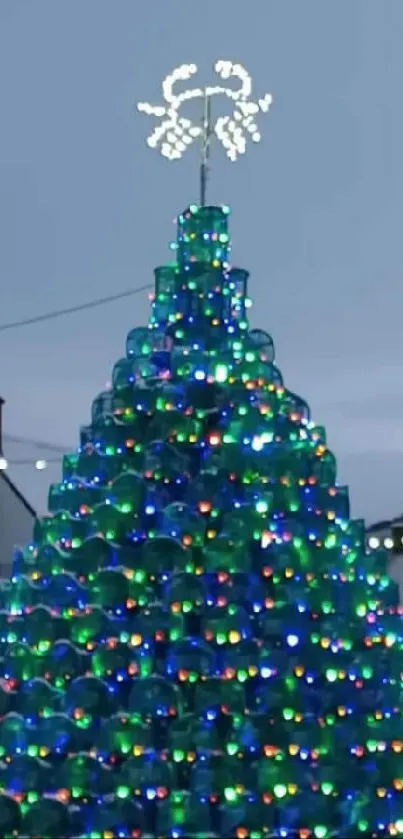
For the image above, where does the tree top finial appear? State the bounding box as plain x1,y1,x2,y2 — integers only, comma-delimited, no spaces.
137,61,272,204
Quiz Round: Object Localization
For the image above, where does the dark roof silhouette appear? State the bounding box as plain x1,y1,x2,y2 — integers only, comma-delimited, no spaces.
367,515,403,533
0,470,36,519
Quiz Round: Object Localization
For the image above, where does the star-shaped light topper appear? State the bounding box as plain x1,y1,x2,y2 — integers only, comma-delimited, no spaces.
137,61,272,167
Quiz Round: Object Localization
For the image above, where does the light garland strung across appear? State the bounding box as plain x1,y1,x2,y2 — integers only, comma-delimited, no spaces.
0,456,60,471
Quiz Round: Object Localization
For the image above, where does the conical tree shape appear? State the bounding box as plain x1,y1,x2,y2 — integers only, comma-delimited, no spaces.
0,204,401,839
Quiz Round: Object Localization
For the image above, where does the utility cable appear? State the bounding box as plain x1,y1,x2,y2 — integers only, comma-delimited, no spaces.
3,433,69,452
1,434,70,470
0,283,152,333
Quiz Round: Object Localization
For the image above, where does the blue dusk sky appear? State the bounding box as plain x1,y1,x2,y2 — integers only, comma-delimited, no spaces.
0,0,402,525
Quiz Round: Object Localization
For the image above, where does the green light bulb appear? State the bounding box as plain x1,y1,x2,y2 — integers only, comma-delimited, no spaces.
385,632,397,646
321,782,333,795
326,668,337,682
273,784,287,799
215,364,228,383
120,502,132,513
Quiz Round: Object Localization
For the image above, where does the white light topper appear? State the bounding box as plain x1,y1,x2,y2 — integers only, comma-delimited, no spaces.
137,61,272,164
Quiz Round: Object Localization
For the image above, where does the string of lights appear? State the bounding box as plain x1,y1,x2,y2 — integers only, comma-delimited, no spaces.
0,455,63,471
1,433,70,470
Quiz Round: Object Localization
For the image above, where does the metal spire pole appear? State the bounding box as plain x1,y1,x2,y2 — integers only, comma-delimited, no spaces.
200,89,212,207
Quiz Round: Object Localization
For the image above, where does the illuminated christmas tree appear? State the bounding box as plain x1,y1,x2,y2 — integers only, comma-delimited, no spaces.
0,62,402,839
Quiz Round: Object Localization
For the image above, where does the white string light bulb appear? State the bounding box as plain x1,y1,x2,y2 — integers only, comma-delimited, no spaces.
0,456,59,471
137,61,272,163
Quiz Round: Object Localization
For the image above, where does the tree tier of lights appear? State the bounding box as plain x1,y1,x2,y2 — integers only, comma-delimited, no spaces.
0,204,401,839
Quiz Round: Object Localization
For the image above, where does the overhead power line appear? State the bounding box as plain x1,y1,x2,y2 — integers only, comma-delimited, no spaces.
3,433,69,452
0,283,152,333
2,433,70,471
